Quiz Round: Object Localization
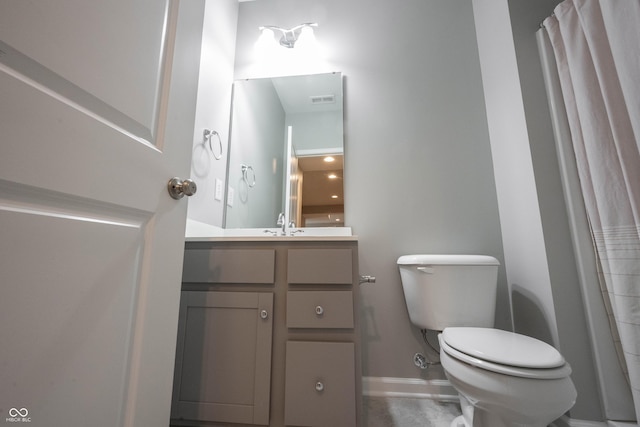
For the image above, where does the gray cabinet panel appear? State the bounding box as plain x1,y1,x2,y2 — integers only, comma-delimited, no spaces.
182,248,275,283
284,341,356,427
287,291,354,329
287,248,352,284
171,291,273,425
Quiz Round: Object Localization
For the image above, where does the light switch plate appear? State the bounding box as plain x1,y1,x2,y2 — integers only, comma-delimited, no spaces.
227,187,234,207
214,178,223,201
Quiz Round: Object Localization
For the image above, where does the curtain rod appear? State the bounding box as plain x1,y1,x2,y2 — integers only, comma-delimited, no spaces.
540,12,555,29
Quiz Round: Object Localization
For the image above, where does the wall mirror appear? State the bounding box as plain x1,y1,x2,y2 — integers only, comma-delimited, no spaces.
224,72,344,229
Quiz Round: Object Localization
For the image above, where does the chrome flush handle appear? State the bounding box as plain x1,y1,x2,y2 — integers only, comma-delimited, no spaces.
359,275,376,284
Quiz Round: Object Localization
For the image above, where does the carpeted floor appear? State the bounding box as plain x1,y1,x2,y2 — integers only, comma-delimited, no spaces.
363,396,461,427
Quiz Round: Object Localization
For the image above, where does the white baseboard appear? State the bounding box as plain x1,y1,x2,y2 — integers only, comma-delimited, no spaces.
550,415,613,427
362,376,458,402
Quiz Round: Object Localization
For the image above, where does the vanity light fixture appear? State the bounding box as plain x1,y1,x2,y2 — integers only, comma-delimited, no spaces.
258,23,318,49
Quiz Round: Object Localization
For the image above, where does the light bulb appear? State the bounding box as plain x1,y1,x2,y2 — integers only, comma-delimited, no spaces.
255,28,277,51
295,26,316,49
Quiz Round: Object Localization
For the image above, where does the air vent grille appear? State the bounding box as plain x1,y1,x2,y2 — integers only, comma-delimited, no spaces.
310,94,335,104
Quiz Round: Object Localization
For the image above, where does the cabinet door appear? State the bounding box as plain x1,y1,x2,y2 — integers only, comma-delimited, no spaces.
171,291,273,425
284,341,356,427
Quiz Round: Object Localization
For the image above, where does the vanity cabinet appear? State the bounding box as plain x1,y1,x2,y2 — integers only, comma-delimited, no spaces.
170,239,361,427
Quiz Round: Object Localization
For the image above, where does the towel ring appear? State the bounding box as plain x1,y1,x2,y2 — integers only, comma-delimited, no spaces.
241,164,256,188
203,129,223,160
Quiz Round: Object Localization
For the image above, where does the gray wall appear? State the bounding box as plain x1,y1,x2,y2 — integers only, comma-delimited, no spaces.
234,0,508,381
287,110,342,154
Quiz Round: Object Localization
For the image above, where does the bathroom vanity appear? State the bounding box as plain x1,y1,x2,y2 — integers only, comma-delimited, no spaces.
170,236,361,427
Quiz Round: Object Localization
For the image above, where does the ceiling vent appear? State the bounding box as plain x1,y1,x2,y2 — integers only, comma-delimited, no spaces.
310,94,335,105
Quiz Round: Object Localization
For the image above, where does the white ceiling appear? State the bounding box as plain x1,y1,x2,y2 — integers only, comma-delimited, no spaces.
271,73,343,114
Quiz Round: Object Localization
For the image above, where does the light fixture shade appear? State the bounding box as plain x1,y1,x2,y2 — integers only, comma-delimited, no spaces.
257,23,318,49
256,27,277,48
294,26,316,49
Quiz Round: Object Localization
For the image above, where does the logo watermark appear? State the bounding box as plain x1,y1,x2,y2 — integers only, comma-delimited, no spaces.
5,408,30,423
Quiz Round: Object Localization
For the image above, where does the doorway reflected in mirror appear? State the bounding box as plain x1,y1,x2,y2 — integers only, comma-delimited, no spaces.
297,154,344,227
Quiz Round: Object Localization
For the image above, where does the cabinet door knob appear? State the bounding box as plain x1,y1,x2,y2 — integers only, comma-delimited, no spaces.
315,305,324,316
260,310,268,319
315,381,324,392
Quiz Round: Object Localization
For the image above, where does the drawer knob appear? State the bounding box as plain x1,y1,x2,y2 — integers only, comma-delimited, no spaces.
315,381,324,392
260,310,269,319
315,305,324,316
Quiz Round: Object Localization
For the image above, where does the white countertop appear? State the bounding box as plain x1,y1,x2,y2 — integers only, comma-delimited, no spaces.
185,220,357,242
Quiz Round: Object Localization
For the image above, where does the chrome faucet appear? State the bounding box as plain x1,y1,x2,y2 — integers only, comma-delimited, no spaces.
277,212,286,235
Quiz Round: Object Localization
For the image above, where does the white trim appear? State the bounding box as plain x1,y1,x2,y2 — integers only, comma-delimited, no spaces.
295,147,343,157
362,376,458,402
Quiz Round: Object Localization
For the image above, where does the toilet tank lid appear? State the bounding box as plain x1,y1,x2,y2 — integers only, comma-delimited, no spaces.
397,254,500,266
442,327,565,369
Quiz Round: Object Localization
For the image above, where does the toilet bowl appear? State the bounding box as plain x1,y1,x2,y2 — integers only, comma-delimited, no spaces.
397,255,577,427
439,327,577,427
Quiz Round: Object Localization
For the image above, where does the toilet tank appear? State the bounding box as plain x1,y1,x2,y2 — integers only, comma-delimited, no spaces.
397,254,500,331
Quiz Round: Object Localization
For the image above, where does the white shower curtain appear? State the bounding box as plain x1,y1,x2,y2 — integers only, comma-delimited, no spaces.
543,0,640,418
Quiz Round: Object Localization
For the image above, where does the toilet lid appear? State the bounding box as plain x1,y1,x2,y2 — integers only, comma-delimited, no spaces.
442,327,565,369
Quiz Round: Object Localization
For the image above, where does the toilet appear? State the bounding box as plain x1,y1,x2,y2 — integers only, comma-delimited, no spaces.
397,254,577,427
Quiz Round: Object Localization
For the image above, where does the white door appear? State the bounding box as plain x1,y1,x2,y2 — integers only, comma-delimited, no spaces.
0,1,204,426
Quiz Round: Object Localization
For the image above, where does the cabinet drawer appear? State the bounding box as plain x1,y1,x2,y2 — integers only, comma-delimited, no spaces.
182,249,275,284
284,341,356,427
287,249,353,284
287,291,354,329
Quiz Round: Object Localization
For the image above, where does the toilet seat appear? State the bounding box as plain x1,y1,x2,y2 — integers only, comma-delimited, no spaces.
440,327,572,380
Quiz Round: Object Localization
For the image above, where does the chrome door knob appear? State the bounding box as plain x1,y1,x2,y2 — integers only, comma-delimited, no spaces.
168,177,197,200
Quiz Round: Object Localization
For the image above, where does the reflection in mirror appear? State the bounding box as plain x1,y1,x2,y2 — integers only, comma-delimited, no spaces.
224,72,344,229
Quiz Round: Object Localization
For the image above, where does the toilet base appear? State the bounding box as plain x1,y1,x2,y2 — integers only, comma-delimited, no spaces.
450,415,467,427
452,393,543,427
450,413,546,427
451,394,510,427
